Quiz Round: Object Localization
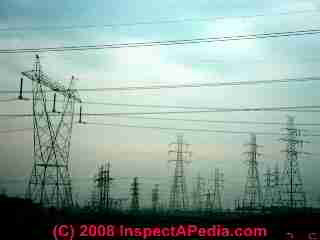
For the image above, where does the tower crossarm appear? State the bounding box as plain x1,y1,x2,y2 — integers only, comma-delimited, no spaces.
22,70,81,103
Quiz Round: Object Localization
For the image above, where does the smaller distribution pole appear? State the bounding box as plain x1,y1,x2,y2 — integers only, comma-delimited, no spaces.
18,77,23,100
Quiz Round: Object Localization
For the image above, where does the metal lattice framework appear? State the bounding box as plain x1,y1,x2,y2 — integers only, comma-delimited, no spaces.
242,133,263,210
271,163,282,207
263,166,273,208
130,177,140,211
279,116,307,208
152,184,160,212
168,134,191,210
24,55,81,208
212,168,224,211
192,173,205,211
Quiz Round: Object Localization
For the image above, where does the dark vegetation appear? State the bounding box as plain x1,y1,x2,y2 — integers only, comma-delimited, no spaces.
1,194,319,239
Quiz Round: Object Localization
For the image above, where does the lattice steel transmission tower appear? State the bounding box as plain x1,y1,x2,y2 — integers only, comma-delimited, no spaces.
204,189,213,212
168,134,191,210
152,184,160,212
130,177,140,211
192,173,205,211
212,168,224,211
93,162,113,210
25,55,81,208
271,163,282,207
242,134,263,210
203,171,214,212
263,166,273,208
279,116,308,208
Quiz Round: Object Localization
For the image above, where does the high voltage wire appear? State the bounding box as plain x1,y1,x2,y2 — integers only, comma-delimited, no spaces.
0,29,320,53
101,116,320,126
0,98,19,102
2,112,320,126
0,105,320,118
193,57,320,65
1,9,318,32
81,121,320,137
0,128,33,134
0,76,319,94
57,76,320,92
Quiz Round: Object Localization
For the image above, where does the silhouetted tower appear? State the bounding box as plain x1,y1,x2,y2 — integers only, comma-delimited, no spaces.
152,184,160,212
234,198,241,210
90,183,98,209
94,162,113,210
192,173,205,211
263,166,273,208
271,163,282,207
212,168,224,211
279,116,307,208
204,189,213,211
25,55,81,208
168,134,191,210
130,177,140,211
242,134,262,210
203,171,214,211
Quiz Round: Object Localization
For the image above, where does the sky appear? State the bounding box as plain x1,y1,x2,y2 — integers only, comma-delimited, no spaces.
0,0,320,209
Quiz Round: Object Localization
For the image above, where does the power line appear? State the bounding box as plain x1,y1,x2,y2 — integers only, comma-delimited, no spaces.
2,114,320,127
1,76,320,94
0,128,33,134
81,121,320,137
1,29,320,53
0,98,20,102
192,57,320,65
0,105,320,118
101,115,320,126
1,9,318,32
62,76,320,92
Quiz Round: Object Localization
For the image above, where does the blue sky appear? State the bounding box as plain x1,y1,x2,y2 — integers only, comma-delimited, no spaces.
0,0,320,209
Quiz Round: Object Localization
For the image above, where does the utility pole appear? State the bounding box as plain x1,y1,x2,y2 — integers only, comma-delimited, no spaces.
263,166,273,208
242,134,262,210
25,55,81,208
279,116,308,209
130,177,140,212
152,184,160,212
168,134,191,211
212,168,224,211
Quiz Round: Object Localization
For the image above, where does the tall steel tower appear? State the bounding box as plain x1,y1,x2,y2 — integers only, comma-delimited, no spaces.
242,134,262,210
168,134,191,210
263,166,273,208
279,116,307,208
130,177,140,211
93,162,113,210
152,184,160,212
25,55,81,208
212,168,224,211
192,173,205,211
271,163,282,207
